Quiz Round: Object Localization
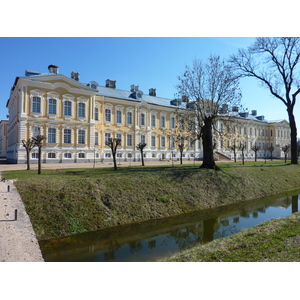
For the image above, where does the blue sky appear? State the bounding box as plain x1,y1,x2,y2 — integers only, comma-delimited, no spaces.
0,37,297,128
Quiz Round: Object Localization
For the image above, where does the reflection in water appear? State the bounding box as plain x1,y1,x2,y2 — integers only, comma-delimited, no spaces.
40,191,300,262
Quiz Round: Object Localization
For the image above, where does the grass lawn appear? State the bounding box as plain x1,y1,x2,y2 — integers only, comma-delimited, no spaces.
3,160,300,241
161,212,300,262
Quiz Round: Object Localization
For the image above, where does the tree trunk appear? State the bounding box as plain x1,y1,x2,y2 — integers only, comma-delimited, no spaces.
26,150,30,170
287,106,298,164
141,150,144,166
38,146,42,175
180,150,183,164
200,118,217,169
112,151,117,171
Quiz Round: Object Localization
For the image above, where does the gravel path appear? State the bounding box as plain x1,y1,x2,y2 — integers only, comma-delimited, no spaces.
0,179,44,262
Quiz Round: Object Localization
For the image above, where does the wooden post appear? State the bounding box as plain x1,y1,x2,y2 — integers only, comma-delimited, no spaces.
7,185,10,192
15,209,17,221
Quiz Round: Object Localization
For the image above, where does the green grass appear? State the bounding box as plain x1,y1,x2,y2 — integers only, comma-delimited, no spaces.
161,212,300,262
3,160,300,241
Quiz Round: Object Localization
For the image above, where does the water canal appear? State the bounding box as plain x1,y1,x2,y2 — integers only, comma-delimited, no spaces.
39,190,300,262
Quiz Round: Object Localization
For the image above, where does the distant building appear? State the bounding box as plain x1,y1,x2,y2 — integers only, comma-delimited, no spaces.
1,65,291,164
0,120,8,158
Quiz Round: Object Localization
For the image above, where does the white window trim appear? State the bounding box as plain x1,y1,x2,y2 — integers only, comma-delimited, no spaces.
62,94,75,120
77,97,87,121
126,107,134,127
47,92,59,119
30,90,44,117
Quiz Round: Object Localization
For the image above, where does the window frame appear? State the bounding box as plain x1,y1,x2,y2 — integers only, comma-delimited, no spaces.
78,129,86,144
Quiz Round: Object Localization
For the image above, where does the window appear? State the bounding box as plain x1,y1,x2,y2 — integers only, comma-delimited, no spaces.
64,153,72,158
271,129,273,137
127,134,133,146
140,113,145,126
32,126,40,137
48,128,56,143
116,110,122,123
78,153,85,158
161,136,166,147
105,109,111,122
117,153,122,158
171,136,175,148
171,117,175,129
105,153,111,158
64,101,72,116
32,97,41,113
105,133,111,144
95,107,99,121
78,130,85,144
116,133,122,146
161,116,166,128
31,153,39,159
48,99,57,115
78,103,85,118
95,132,99,145
250,128,252,135
151,136,156,147
64,129,71,144
48,152,56,158
151,115,156,127
141,135,145,144
127,111,132,125
190,138,194,148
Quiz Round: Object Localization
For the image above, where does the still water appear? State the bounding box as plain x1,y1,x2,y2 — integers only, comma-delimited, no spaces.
40,190,300,262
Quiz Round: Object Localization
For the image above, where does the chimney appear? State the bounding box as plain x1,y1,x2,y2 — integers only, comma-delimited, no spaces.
182,95,189,102
149,88,156,96
130,84,139,92
106,79,116,88
48,64,59,74
251,110,257,116
71,71,80,81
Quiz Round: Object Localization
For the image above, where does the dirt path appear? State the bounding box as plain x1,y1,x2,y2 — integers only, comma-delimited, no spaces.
0,179,44,262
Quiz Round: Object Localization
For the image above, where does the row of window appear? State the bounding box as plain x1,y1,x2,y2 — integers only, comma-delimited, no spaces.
104,108,175,128
32,152,86,159
104,133,195,148
46,128,86,144
32,97,86,118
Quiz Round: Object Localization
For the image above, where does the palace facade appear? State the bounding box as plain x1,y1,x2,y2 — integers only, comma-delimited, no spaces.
0,65,291,164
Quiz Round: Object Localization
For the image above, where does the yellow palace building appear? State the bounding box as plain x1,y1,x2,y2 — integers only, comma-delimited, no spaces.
1,65,291,164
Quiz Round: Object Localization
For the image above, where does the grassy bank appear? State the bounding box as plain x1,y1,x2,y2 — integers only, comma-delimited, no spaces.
161,212,300,262
3,160,300,241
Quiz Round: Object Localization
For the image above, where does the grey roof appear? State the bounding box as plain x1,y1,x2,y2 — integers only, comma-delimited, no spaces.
96,86,175,108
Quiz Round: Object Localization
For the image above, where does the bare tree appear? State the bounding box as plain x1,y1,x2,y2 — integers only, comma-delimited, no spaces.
105,138,121,170
282,144,291,163
251,145,260,162
176,55,241,169
230,37,300,165
136,143,147,166
269,145,275,161
31,135,46,175
22,138,36,170
239,142,246,165
230,142,238,163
